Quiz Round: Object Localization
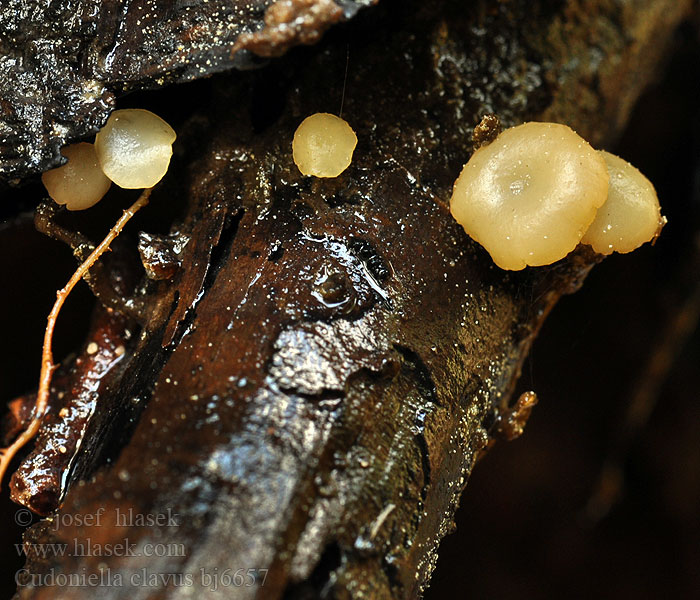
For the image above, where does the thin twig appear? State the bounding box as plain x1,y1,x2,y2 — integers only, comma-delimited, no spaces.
0,188,151,489
35,202,148,322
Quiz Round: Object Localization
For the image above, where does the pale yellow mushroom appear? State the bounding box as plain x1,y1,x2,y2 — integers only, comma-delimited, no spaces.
292,112,357,178
581,151,665,255
41,143,112,211
95,109,176,189
450,122,609,271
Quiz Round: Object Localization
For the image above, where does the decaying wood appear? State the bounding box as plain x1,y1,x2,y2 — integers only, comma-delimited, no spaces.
4,0,693,598
0,190,150,502
2,304,134,515
0,0,375,183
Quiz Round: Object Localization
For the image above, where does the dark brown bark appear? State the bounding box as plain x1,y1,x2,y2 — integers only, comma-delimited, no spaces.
0,0,374,182
4,0,693,598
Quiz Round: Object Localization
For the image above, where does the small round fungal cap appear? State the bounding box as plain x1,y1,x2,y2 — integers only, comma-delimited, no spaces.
292,113,357,178
581,151,665,255
41,143,112,211
450,122,609,271
95,109,176,189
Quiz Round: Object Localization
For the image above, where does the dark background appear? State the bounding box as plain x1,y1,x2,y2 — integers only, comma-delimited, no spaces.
427,18,700,600
1,13,699,600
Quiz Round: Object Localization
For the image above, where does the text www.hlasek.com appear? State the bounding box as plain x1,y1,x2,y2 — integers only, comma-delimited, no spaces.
16,539,186,559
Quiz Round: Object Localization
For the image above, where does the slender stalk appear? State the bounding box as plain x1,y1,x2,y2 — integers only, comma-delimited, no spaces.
0,188,151,490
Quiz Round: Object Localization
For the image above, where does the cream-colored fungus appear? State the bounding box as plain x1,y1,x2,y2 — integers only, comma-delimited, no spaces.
292,112,357,177
95,109,176,189
41,143,112,210
450,122,609,270
581,151,665,255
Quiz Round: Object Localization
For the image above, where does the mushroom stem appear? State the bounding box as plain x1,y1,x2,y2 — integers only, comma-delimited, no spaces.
0,188,152,490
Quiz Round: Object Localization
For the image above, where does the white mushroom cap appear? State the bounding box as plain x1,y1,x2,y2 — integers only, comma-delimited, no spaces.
95,109,176,189
581,151,665,255
292,113,357,178
450,122,609,270
41,143,112,211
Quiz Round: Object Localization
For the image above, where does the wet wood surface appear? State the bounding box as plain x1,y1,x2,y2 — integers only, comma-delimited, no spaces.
2,0,693,598
0,0,374,182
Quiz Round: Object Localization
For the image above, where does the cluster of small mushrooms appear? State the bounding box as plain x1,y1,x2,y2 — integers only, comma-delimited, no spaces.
42,109,177,209
0,111,665,488
292,113,666,270
291,115,664,271
43,113,663,274
449,121,665,270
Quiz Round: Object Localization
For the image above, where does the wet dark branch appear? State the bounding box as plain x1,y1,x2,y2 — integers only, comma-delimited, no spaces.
0,0,377,182
7,0,694,599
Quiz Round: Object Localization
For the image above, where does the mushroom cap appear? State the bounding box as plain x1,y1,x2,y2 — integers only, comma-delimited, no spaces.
95,109,176,189
292,113,357,178
450,122,609,270
581,151,665,255
41,143,112,211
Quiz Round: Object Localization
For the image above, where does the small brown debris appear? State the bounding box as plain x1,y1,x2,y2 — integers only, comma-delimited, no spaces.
472,113,502,149
496,391,538,441
234,0,344,57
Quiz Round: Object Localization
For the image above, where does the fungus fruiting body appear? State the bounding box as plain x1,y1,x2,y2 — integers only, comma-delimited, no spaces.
450,122,609,271
581,151,665,255
292,112,357,177
41,143,112,210
95,108,177,189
